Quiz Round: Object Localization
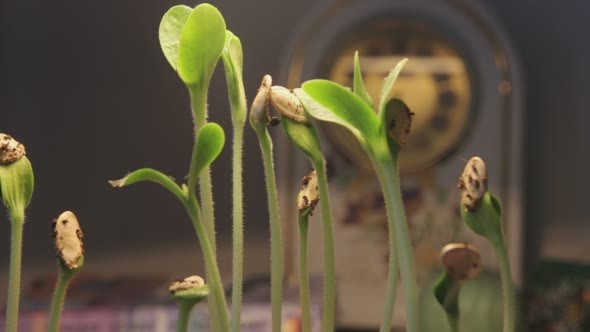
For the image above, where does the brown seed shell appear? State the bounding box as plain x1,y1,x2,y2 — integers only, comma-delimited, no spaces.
250,75,272,124
440,243,481,281
53,211,84,269
384,99,413,146
270,85,309,124
169,275,205,294
458,156,488,211
0,133,26,164
297,170,319,216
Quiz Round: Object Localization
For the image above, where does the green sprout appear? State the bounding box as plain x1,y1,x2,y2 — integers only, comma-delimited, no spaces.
296,170,320,332
169,275,210,332
433,243,481,332
458,156,516,332
0,133,34,332
248,75,284,332
294,53,420,332
48,211,85,332
110,122,229,330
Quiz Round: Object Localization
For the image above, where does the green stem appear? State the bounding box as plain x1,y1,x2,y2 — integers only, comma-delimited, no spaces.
188,86,219,330
183,196,229,331
312,159,336,332
4,211,24,332
177,301,194,332
48,266,76,332
231,124,245,332
372,154,419,332
490,234,516,332
297,214,311,332
254,128,283,332
447,313,459,332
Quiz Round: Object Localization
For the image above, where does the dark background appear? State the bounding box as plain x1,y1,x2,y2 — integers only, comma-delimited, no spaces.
1,0,589,327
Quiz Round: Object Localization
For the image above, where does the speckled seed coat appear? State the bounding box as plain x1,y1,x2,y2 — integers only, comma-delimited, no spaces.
169,275,205,294
297,170,319,216
0,134,26,165
458,156,488,211
52,211,84,269
270,86,309,124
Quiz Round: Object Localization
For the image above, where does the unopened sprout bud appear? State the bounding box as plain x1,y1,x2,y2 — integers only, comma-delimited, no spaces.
458,156,488,212
440,243,481,281
0,134,26,165
169,275,210,302
249,75,272,125
52,211,84,270
384,99,414,146
297,170,319,217
270,86,310,124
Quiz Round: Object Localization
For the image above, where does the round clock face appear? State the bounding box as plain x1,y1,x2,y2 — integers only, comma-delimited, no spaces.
318,16,474,174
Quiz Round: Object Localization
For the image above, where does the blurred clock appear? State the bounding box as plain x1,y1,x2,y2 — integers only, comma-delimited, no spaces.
278,0,523,329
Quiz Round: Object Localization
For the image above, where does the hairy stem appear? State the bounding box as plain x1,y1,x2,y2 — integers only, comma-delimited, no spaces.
5,211,24,332
297,214,311,332
231,124,245,332
372,154,419,332
48,266,75,332
254,128,283,332
491,234,516,332
312,159,336,332
183,196,229,331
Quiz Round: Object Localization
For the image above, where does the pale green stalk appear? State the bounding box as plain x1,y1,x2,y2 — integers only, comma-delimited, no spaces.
188,86,220,330
4,210,24,332
48,264,76,332
253,128,283,332
371,154,418,332
230,126,245,332
182,196,229,331
311,159,335,332
176,301,194,332
297,214,311,332
490,234,516,332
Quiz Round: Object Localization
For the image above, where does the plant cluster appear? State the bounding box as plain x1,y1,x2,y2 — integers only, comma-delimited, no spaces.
1,3,517,332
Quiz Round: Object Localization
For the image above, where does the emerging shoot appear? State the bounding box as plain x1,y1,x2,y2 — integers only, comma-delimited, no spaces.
48,211,85,332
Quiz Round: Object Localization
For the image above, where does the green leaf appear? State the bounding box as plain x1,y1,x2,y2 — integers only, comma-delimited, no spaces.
194,122,225,177
0,156,34,219
159,5,192,70
295,81,378,145
353,51,373,107
281,118,323,164
221,30,246,122
109,168,185,203
177,4,226,87
460,191,502,239
378,58,408,114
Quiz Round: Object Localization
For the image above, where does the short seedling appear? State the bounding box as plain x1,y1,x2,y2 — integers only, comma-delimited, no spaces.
0,133,34,332
434,243,481,332
458,156,516,332
169,275,210,332
48,211,85,332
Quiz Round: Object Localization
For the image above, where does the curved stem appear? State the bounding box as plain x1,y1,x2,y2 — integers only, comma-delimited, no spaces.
372,154,419,332
48,266,75,332
254,128,283,332
231,124,245,332
297,214,311,332
491,234,516,332
4,211,24,332
176,301,194,332
312,159,336,332
183,196,229,331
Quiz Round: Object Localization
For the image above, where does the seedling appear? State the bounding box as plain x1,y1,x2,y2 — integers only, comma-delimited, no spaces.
458,156,516,332
248,75,284,331
169,275,210,332
294,53,420,332
0,133,34,332
433,243,481,332
48,211,85,332
296,170,320,332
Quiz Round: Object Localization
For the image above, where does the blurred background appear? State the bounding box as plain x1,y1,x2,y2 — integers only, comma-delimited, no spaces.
1,0,589,330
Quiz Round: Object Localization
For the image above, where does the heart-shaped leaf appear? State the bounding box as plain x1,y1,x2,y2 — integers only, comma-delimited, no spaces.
194,122,225,177
177,4,226,87
295,81,378,145
353,51,373,107
159,5,192,70
378,58,408,114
